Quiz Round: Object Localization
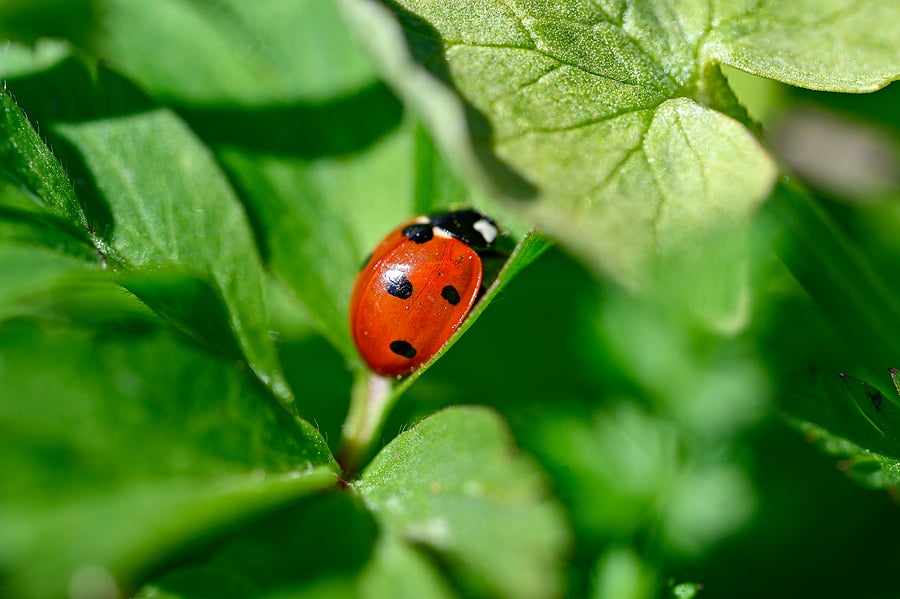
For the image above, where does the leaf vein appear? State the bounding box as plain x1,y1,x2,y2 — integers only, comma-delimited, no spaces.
496,102,661,144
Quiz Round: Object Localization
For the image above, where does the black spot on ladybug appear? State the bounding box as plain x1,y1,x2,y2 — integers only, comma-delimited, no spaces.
390,340,417,358
441,285,461,305
403,223,434,244
384,270,413,299
868,388,884,411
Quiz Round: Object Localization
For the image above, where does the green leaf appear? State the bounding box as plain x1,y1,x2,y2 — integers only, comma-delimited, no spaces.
0,37,71,80
360,538,456,599
707,1,900,93
0,84,93,243
527,399,755,557
592,547,657,599
35,68,294,404
357,406,569,599
134,487,462,599
98,0,375,105
786,368,900,488
217,121,413,361
0,317,337,599
0,244,101,319
136,493,376,599
794,368,900,457
337,0,780,285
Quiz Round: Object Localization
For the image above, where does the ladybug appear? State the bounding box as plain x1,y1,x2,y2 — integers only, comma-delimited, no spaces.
349,209,500,377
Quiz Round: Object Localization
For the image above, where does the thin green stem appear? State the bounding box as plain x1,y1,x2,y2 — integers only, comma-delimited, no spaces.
337,371,395,477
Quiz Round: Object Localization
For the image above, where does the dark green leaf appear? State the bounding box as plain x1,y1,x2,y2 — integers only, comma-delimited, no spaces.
136,493,377,599
787,368,900,487
0,84,93,245
39,68,293,404
0,317,336,599
357,406,569,599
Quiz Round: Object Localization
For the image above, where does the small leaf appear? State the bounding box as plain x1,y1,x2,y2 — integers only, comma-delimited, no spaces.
839,372,900,451
0,85,93,244
786,369,900,488
0,317,336,599
357,406,569,599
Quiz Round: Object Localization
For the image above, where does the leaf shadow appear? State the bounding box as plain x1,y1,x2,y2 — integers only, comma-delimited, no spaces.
179,81,404,158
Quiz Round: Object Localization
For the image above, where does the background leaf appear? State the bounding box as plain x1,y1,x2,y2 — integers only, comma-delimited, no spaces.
0,312,336,599
1,55,295,405
785,368,900,487
134,496,457,599
357,406,569,599
98,0,375,106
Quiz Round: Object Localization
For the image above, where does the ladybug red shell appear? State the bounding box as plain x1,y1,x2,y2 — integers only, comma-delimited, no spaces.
349,209,499,377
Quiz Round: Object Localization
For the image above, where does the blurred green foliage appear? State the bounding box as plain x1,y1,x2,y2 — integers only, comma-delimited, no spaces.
1,1,899,599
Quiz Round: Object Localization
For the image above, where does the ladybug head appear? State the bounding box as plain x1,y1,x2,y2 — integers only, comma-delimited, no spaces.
429,209,498,251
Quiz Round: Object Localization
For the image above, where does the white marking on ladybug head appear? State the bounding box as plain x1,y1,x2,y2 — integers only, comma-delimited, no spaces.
473,218,498,245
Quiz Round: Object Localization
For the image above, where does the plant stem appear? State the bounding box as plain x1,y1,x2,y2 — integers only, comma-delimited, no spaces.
338,371,394,476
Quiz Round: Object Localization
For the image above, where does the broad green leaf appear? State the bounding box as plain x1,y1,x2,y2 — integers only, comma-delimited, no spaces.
707,1,900,93
357,406,569,599
32,67,294,404
98,0,374,105
337,0,780,285
0,317,337,599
